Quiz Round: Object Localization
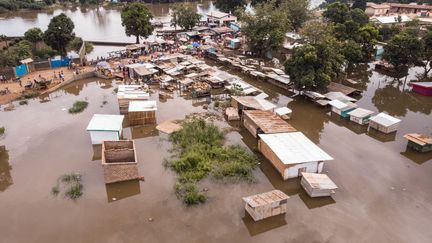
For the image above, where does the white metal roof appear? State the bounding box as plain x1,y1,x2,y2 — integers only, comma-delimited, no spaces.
324,91,357,103
369,112,401,127
259,132,333,165
118,85,142,92
373,15,411,24
328,99,348,110
301,173,338,190
128,100,157,112
86,114,124,132
347,108,374,118
275,107,292,116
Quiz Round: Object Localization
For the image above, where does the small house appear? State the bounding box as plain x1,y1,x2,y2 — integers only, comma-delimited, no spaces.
410,82,432,96
227,38,241,49
231,96,277,115
274,107,292,120
368,112,401,134
128,100,157,126
258,132,333,180
117,85,150,114
300,172,338,198
404,133,432,152
347,108,374,125
87,114,124,144
328,100,358,118
101,140,139,184
243,190,289,221
207,11,237,27
243,110,296,138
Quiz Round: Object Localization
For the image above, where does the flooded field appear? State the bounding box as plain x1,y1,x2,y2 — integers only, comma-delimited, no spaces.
0,62,431,242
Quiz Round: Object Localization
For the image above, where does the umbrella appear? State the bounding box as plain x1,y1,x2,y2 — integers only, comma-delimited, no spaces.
192,42,200,48
187,44,193,49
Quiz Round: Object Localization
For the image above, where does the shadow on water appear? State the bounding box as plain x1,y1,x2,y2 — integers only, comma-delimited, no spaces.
92,144,102,161
0,146,12,192
242,212,287,237
131,125,159,140
105,180,141,203
329,113,368,135
400,147,432,165
298,191,336,209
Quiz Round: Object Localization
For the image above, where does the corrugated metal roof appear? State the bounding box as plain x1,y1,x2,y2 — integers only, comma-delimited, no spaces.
242,190,289,208
373,15,411,24
369,113,401,127
128,100,157,112
301,173,338,190
324,91,357,103
259,132,333,164
328,100,348,110
87,114,124,131
275,107,292,116
243,110,296,134
347,108,374,118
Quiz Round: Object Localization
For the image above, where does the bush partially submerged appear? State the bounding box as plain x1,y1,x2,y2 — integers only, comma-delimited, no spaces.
19,100,28,105
17,92,39,100
68,101,88,114
51,173,83,200
166,119,258,205
0,127,4,136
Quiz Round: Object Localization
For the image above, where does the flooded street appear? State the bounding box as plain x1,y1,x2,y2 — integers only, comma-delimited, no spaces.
0,61,431,242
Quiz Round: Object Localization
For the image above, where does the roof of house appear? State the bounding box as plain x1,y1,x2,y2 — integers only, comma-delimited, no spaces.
389,3,432,10
404,133,432,146
242,190,289,208
243,110,296,134
258,132,333,165
87,114,124,131
372,15,411,24
211,26,234,34
301,172,338,190
232,96,276,111
328,100,349,110
327,82,359,96
369,112,401,127
410,82,432,88
134,66,158,76
366,3,391,9
274,107,292,116
20,58,33,64
324,91,357,103
207,11,230,19
128,100,157,112
347,108,374,118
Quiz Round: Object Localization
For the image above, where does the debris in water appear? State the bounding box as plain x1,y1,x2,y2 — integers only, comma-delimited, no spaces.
148,218,153,222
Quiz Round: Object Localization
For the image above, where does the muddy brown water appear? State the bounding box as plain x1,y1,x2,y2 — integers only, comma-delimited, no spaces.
0,61,432,243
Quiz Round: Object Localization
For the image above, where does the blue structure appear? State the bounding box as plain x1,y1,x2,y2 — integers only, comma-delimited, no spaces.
14,63,28,78
230,23,241,32
50,57,71,68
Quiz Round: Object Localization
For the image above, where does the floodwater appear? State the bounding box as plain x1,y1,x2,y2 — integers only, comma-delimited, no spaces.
0,60,431,242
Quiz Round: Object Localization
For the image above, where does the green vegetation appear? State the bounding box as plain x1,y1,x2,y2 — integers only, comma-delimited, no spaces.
67,37,94,54
68,101,88,114
52,173,83,200
17,92,40,100
171,4,201,31
43,13,75,56
0,0,46,12
19,100,28,105
0,126,4,136
121,2,154,44
214,0,245,13
24,27,43,44
166,119,258,205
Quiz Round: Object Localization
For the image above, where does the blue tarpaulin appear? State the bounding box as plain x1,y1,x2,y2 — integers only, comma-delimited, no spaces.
15,64,28,78
50,57,71,68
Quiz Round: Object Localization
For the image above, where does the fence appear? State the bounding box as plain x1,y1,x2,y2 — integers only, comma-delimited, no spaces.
33,60,51,71
0,67,15,80
50,57,71,68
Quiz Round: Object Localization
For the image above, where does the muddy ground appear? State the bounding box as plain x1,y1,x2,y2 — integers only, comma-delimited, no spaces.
0,64,431,243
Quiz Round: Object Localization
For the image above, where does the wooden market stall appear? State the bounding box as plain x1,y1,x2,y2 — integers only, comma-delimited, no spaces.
231,96,277,115
404,133,432,152
243,110,296,138
258,132,333,180
101,140,140,184
243,190,289,221
128,100,157,126
368,112,401,134
117,85,150,115
300,172,338,198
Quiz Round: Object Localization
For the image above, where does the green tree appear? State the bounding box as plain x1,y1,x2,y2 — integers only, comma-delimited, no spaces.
67,37,94,54
238,1,290,56
383,33,423,68
43,13,75,56
356,24,379,61
352,0,366,10
323,2,351,25
285,38,345,89
421,30,432,77
171,4,201,31
341,40,363,65
24,27,43,44
121,2,154,44
281,0,310,31
300,21,332,45
351,8,369,26
214,0,245,13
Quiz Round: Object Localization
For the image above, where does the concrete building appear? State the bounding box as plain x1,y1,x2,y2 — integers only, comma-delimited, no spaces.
87,114,124,144
366,2,432,17
368,112,401,134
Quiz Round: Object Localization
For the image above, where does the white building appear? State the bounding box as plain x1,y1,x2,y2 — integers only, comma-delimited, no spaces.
368,112,401,134
86,114,125,144
347,108,374,125
258,132,333,180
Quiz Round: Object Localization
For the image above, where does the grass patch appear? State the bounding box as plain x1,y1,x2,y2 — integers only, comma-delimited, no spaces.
0,127,4,136
113,88,118,93
166,119,258,205
51,173,83,200
19,100,28,105
68,101,88,114
17,92,39,100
